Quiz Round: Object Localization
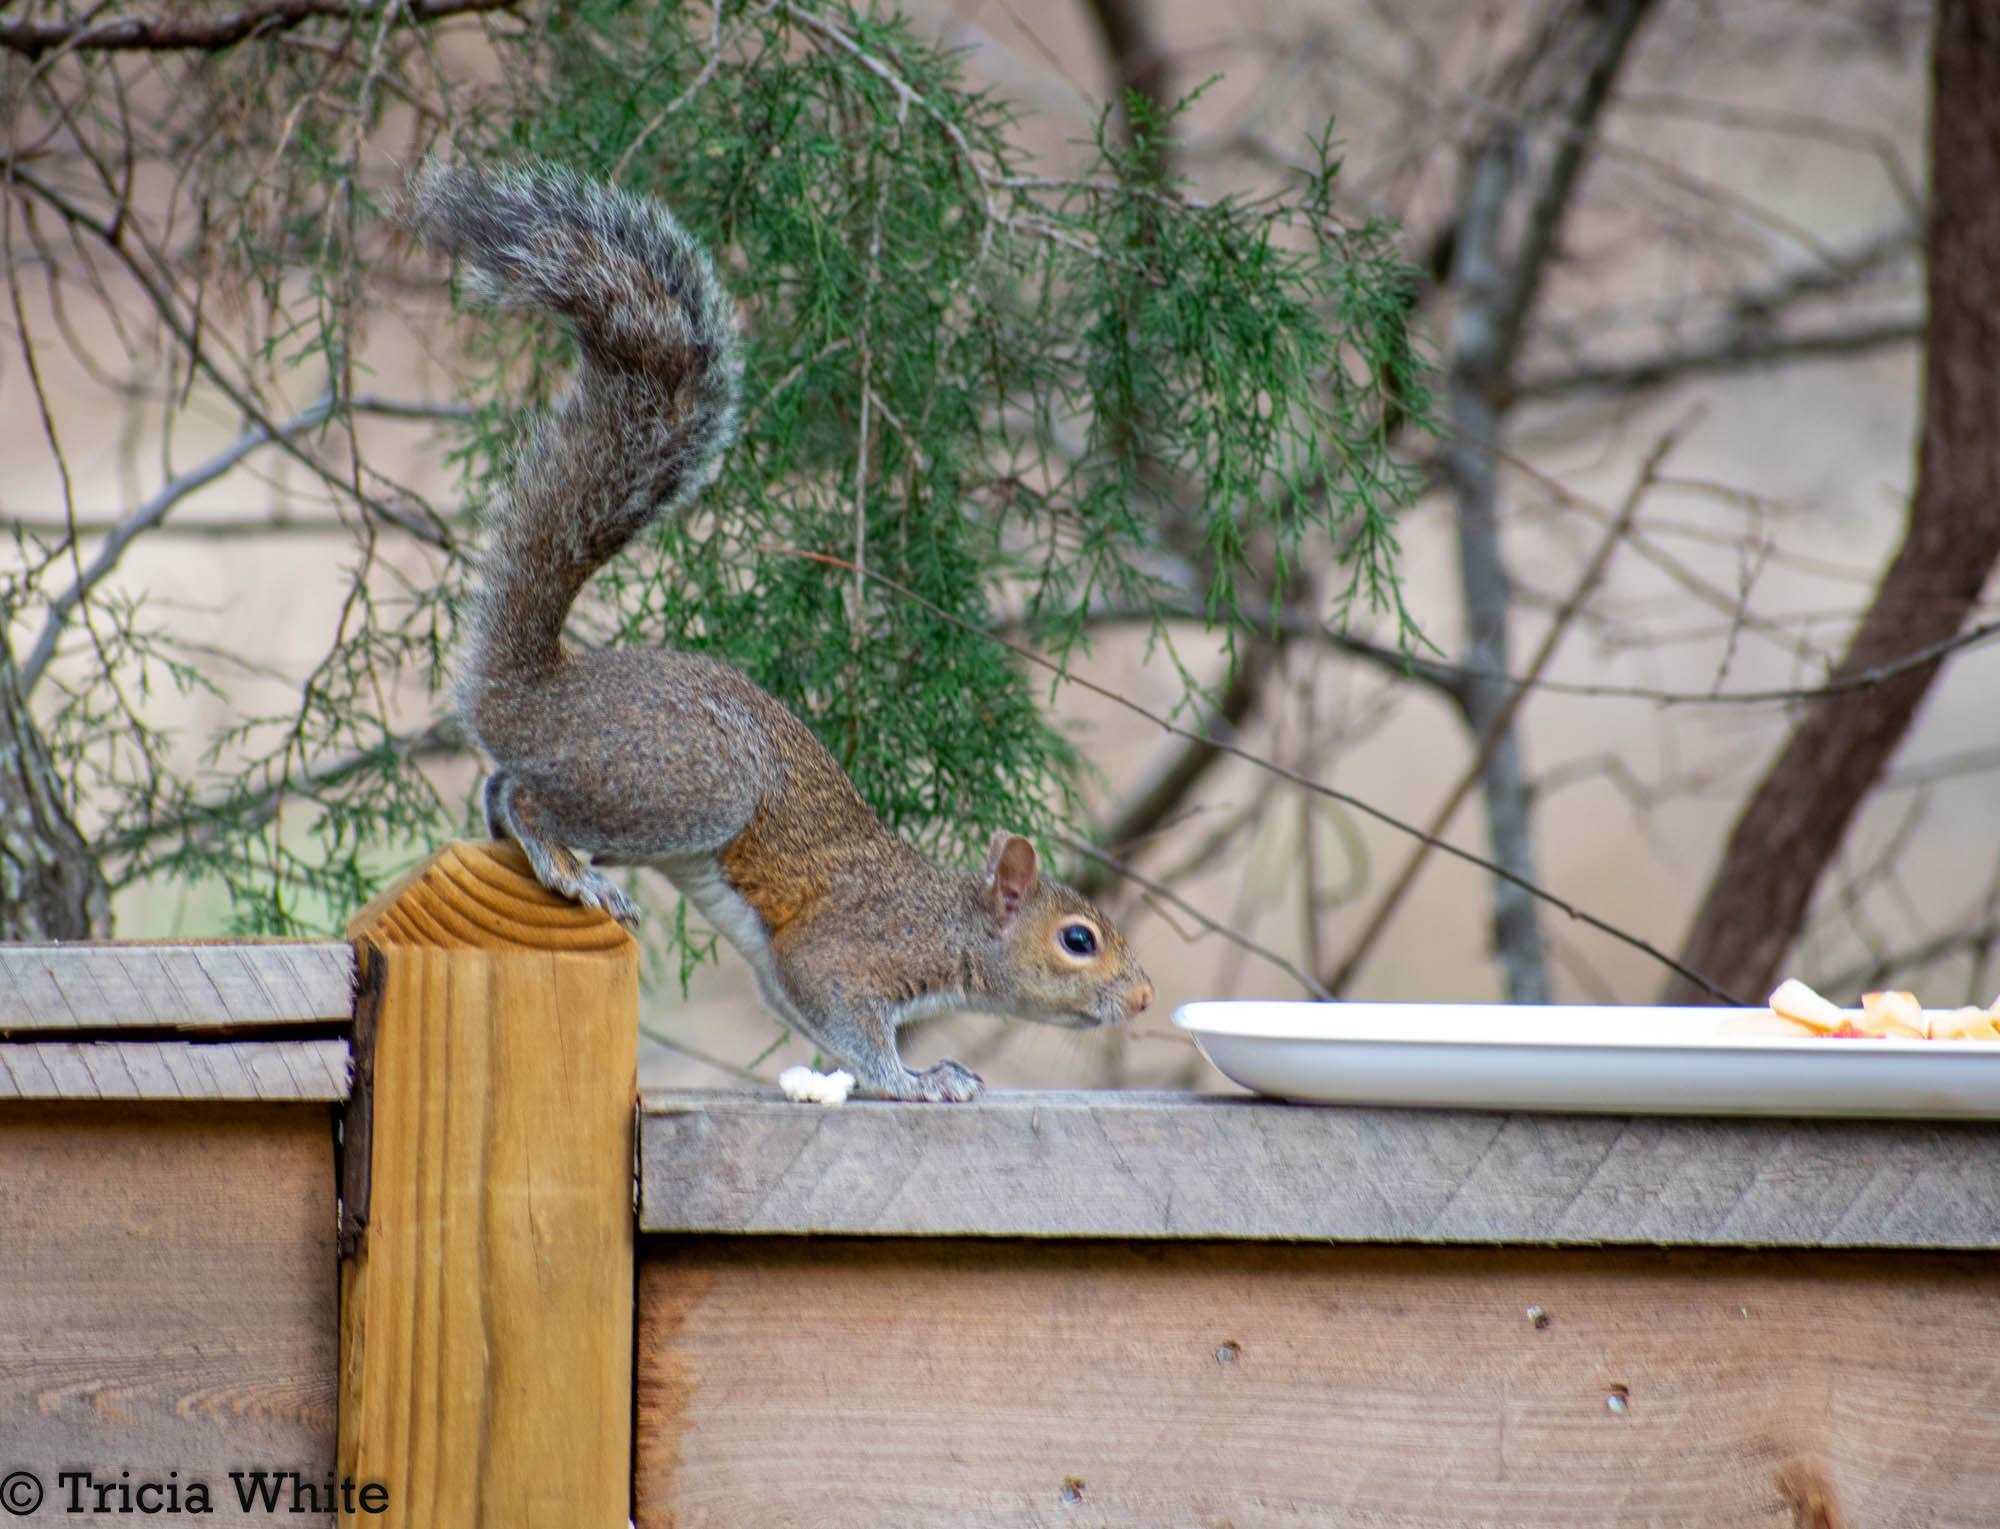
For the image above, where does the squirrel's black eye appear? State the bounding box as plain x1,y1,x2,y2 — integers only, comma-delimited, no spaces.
1059,923,1098,958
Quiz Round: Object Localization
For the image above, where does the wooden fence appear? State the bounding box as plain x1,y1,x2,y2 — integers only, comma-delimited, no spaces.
4,841,1998,1528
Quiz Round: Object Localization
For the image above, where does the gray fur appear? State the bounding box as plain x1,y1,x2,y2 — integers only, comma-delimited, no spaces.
414,159,1153,1101
409,158,742,727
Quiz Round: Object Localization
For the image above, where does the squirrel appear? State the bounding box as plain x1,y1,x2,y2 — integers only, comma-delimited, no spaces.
408,159,1155,1102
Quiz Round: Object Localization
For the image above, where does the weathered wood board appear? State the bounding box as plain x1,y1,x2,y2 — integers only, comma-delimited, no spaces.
0,1038,350,1100
0,1104,338,1527
0,942,354,1033
641,1090,2000,1247
637,1238,2000,1529
340,841,638,1529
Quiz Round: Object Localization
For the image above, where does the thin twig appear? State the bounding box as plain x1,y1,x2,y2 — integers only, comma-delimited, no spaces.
1326,424,1681,996
1057,830,1332,1000
639,1022,772,1086
1515,316,1922,402
0,0,516,56
5,165,454,550
611,0,767,181
107,718,463,870
20,393,339,692
1063,597,2000,708
755,542,1747,1005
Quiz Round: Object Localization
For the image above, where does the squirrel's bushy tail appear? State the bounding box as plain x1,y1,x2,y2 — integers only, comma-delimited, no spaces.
410,158,741,715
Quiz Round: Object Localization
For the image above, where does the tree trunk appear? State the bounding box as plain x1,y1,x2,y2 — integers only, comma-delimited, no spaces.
1664,0,2000,1004
0,621,110,940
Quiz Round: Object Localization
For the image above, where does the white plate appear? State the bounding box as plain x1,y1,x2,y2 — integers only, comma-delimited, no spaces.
1173,1001,2000,1119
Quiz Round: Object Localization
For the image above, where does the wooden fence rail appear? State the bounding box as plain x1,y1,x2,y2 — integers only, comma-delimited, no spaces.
639,1088,2000,1247
0,940,355,1030
5,840,2000,1528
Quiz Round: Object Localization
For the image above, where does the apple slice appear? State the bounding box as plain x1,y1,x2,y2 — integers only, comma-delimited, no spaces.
1860,990,1927,1038
1768,978,1846,1031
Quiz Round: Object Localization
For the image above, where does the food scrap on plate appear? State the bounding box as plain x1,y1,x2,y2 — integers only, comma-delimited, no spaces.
1720,978,2000,1040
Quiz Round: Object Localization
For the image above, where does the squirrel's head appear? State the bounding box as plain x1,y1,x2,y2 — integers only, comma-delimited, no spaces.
977,831,1153,1029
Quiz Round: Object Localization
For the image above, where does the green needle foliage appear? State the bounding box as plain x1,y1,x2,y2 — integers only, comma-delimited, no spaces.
6,0,1430,941
467,0,1430,866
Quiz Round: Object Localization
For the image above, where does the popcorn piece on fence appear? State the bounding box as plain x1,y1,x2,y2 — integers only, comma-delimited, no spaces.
779,1065,856,1105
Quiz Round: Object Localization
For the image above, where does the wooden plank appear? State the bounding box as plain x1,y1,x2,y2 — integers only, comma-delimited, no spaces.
637,1238,2000,1529
0,941,354,1033
640,1089,2000,1248
340,841,638,1529
0,1038,349,1100
0,1104,337,1527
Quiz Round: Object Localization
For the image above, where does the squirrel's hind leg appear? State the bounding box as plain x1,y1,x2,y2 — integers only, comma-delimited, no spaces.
483,771,641,925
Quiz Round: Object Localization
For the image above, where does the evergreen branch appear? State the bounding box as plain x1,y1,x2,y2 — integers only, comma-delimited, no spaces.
107,718,465,873
8,0,1433,944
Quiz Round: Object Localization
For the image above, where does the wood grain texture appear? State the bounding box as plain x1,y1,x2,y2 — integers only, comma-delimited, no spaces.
640,1089,2000,1247
638,1239,2000,1529
0,1104,337,1527
339,841,637,1529
0,941,354,1032
0,1038,349,1100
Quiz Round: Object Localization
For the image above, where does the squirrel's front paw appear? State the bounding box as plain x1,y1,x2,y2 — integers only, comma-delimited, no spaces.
573,870,641,927
909,1059,984,1103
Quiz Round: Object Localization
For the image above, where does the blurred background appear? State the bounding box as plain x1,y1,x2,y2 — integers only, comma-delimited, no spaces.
4,0,1992,1093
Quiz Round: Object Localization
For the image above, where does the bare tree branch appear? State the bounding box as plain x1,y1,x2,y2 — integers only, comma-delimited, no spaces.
6,513,440,539
1516,316,1922,402
1064,600,1469,702
1329,422,1679,996
1821,923,2000,1001
1076,597,2000,709
1442,0,1658,1004
1490,2,1659,367
19,392,338,693
1665,0,2000,1004
3,166,456,551
1611,92,1923,218
107,717,465,874
0,616,110,939
1072,646,1271,898
0,0,516,58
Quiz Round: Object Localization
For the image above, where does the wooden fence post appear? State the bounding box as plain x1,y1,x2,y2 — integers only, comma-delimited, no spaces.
339,842,637,1528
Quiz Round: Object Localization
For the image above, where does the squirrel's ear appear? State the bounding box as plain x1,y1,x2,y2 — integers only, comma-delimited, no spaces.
983,832,1039,929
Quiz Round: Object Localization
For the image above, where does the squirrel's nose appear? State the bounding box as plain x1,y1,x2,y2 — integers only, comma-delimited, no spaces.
1126,981,1155,1018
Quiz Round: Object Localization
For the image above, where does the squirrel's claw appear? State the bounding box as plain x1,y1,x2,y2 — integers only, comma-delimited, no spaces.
909,1059,984,1103
572,869,642,927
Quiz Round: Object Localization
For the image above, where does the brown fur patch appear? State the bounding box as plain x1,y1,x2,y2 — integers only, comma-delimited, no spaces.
717,807,827,935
